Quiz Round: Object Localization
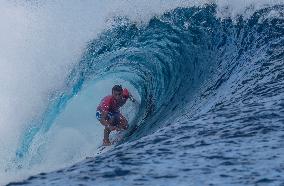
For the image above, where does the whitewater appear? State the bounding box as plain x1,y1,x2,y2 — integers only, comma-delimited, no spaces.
0,0,283,185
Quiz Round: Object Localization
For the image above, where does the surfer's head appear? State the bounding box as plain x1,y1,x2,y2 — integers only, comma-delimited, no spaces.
112,85,123,100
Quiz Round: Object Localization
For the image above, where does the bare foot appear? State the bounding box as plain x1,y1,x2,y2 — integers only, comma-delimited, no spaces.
103,139,111,146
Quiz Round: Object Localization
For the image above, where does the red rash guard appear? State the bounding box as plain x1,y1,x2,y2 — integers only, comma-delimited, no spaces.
97,88,130,113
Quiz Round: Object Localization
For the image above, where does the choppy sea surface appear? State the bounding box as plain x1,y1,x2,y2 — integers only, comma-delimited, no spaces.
1,1,283,186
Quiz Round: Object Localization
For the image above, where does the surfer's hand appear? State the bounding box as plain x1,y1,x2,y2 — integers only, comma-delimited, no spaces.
106,124,116,131
129,95,135,102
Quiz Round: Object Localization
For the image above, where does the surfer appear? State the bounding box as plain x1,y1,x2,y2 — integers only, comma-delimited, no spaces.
96,85,135,146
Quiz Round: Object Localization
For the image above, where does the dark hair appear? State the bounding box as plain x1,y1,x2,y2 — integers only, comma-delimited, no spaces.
112,85,123,92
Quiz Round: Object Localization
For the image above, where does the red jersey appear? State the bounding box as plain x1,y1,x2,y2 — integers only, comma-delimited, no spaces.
97,88,130,113
97,95,121,113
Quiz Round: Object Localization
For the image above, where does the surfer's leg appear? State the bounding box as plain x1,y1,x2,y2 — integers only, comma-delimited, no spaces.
118,114,128,130
103,128,111,146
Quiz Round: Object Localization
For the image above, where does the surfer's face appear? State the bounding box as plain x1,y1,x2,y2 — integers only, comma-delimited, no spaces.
113,90,123,101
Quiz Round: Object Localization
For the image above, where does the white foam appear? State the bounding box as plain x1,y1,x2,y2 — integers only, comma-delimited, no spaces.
215,0,283,19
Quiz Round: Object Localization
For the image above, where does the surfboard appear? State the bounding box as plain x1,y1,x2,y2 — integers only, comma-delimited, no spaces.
96,145,112,155
86,131,125,159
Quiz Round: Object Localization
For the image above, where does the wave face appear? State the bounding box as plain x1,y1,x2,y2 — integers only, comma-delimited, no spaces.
5,3,284,186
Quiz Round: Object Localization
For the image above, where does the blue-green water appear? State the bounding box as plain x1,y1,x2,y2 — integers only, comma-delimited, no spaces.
6,4,284,186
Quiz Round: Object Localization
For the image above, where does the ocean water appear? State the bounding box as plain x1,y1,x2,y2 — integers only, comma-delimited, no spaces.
0,1,283,185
